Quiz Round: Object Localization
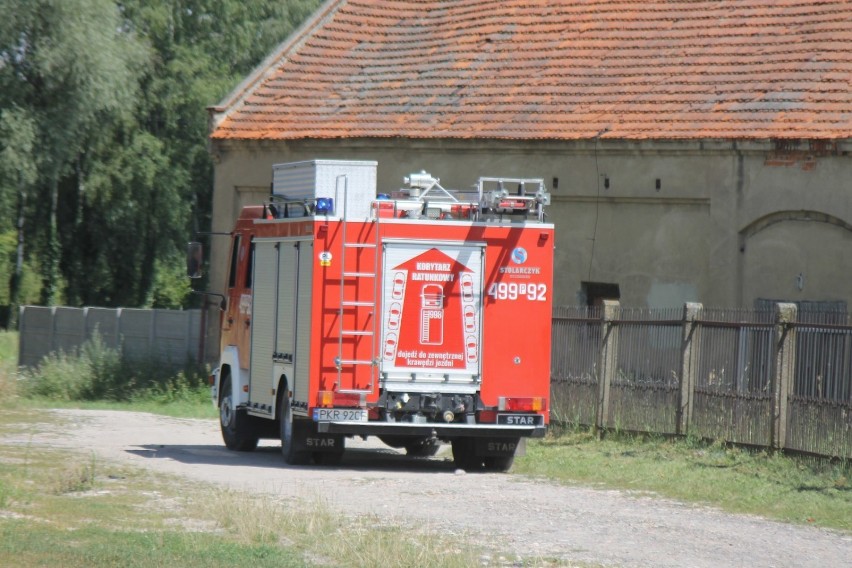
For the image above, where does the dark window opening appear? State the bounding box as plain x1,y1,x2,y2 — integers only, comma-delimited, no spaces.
582,281,620,307
227,236,240,288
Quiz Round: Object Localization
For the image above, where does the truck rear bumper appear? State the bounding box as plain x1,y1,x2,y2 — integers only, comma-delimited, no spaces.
316,421,546,438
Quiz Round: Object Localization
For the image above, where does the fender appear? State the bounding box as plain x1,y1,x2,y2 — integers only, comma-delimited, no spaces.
275,371,291,394
270,363,295,419
217,345,249,408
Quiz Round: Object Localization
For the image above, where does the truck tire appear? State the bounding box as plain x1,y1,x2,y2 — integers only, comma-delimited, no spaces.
219,375,259,452
280,395,309,465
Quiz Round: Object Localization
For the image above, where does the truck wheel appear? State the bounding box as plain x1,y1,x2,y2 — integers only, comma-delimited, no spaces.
219,375,259,452
280,395,309,465
405,437,441,457
451,437,482,470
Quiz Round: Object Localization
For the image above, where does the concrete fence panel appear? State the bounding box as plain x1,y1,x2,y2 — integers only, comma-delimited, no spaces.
18,306,202,369
18,306,54,367
86,307,121,350
151,309,201,365
118,309,154,360
53,307,86,354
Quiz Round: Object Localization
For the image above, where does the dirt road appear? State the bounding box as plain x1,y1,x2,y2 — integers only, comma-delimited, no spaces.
13,409,851,567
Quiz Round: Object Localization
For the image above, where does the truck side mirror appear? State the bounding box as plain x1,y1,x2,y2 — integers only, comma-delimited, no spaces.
187,241,203,279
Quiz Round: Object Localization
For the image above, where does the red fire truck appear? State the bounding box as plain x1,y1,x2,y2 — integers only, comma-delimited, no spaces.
195,160,553,471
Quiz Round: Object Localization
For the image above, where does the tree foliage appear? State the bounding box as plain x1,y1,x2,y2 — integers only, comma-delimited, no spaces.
0,0,149,305
0,0,322,313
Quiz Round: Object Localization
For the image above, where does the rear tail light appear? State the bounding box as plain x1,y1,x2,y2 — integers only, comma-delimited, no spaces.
317,391,366,408
498,397,545,412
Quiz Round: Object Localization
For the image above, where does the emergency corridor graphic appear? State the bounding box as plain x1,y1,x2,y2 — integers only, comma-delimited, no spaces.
381,245,483,373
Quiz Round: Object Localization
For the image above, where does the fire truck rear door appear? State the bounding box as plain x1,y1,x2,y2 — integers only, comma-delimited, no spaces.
379,240,485,393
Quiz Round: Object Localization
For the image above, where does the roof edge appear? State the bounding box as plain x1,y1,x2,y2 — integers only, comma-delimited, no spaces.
209,136,852,154
207,0,346,130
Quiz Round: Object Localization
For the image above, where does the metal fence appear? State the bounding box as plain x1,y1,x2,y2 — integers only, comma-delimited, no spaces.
18,306,204,368
551,302,852,459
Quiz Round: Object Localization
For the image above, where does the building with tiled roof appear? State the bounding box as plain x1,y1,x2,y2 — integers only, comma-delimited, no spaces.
208,0,852,311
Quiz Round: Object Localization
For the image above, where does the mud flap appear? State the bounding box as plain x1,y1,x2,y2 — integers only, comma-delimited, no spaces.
301,423,344,454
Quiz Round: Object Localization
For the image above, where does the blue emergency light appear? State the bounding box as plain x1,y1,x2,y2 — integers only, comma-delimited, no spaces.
315,197,334,215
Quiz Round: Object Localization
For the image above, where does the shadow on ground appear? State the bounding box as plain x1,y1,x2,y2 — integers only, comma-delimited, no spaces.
126,441,458,474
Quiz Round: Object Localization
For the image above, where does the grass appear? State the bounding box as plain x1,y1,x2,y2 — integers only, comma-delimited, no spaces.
0,330,216,419
514,424,851,532
3,328,849,559
13,395,219,419
0,408,496,568
0,332,558,566
0,331,19,409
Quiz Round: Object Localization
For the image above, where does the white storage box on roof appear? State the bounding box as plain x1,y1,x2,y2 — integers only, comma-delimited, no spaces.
272,159,377,219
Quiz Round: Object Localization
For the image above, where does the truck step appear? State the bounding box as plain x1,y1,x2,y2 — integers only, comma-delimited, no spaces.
343,243,377,249
341,330,374,336
342,301,375,307
336,359,375,366
343,271,376,278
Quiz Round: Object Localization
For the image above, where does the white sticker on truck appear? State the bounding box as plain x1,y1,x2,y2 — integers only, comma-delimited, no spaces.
381,243,483,374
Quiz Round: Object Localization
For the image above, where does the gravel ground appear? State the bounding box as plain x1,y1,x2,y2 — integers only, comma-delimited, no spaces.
8,409,851,567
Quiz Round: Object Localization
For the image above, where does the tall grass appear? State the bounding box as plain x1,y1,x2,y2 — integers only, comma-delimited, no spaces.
197,491,484,567
515,425,852,532
16,332,210,410
0,331,18,404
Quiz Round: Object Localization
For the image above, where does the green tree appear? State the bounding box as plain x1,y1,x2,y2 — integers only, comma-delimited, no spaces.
0,0,322,311
0,107,39,326
0,0,148,305
115,0,322,307
65,130,186,306
120,0,323,241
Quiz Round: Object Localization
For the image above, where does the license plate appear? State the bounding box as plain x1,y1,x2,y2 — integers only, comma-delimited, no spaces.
497,414,544,426
313,408,368,422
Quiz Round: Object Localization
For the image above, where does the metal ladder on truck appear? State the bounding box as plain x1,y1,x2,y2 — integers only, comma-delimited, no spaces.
334,175,380,395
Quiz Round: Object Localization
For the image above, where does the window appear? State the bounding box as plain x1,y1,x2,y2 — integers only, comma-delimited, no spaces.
581,281,620,307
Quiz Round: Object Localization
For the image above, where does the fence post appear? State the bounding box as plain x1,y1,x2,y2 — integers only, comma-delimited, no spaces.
677,302,702,436
772,303,797,450
150,309,157,358
82,307,90,342
17,306,26,366
49,306,57,354
596,300,619,430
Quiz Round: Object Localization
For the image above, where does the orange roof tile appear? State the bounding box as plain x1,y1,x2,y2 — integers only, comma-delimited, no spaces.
211,0,852,141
